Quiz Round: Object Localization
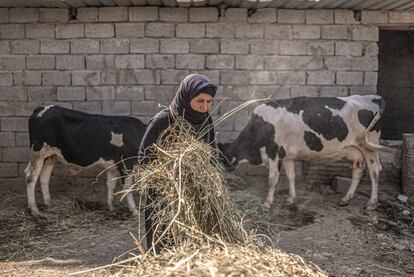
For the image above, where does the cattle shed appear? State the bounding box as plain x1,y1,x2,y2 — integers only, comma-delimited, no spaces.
0,0,413,192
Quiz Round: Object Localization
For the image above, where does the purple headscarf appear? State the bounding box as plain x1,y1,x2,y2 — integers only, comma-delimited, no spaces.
170,74,217,125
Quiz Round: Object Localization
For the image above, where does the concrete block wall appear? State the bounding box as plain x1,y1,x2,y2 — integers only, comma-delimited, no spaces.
1,7,414,182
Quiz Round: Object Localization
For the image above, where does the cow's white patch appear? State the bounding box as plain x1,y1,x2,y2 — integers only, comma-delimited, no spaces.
260,146,269,166
37,105,54,117
110,131,124,147
325,105,342,116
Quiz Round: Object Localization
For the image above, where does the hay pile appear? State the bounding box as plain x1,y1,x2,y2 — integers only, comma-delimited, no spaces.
119,115,327,276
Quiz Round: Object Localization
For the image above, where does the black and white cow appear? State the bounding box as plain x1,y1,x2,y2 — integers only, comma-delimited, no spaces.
25,105,146,216
219,95,396,210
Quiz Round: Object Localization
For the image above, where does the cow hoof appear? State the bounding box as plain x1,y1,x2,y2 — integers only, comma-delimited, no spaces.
108,205,114,212
263,202,271,209
365,202,378,211
286,197,295,205
337,199,349,207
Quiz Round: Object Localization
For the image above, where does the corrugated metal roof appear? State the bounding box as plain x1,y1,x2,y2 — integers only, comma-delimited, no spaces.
0,0,414,10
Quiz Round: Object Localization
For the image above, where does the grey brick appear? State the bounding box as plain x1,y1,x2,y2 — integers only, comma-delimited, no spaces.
352,56,378,71
160,39,189,54
57,55,85,70
279,40,307,55
196,70,219,84
99,7,128,22
40,40,69,54
336,71,363,85
85,24,114,38
306,10,333,24
77,8,98,22
349,86,377,95
389,11,414,24
0,132,15,146
206,23,235,39
0,24,24,39
278,9,305,24
73,101,102,114
27,55,55,69
57,87,86,101
0,87,26,101
249,71,278,85
0,102,14,116
221,40,249,54
11,40,39,54
176,54,204,69
190,39,219,54
320,86,349,97
220,70,248,85
292,25,320,39
9,8,38,23
144,85,176,102
131,101,161,115
115,23,144,38
116,86,144,101
265,25,292,39
160,8,187,22
365,43,378,56
13,71,41,86
335,10,359,25
336,42,363,56
352,26,379,42
72,71,100,86
0,163,18,177
102,70,159,85
364,72,378,86
15,132,29,147
39,8,68,23
250,40,278,55
129,7,159,22
115,54,145,69
176,24,205,38
160,69,190,85
146,23,175,38
189,8,218,22
71,39,100,54
307,41,334,56
28,86,56,101
0,41,10,54
206,55,234,69
0,56,25,70
0,8,8,23
291,85,320,97
146,54,175,69
361,10,388,24
86,55,115,70
266,56,323,70
25,24,55,38
307,71,335,85
86,86,115,100
221,8,247,22
103,101,131,115
42,71,71,85
14,102,42,116
322,25,348,40
56,24,84,38
248,8,276,23
278,71,306,85
0,72,13,86
101,39,129,54
1,117,28,132
324,56,352,71
236,55,264,70
235,24,263,39
130,38,159,53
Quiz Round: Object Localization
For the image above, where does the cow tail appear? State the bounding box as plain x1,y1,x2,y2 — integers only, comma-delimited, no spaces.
364,111,396,153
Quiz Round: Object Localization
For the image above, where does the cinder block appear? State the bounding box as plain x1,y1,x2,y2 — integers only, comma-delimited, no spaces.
335,10,359,25
389,11,414,24
13,71,41,86
115,54,145,69
220,70,248,85
86,86,115,100
248,71,279,85
349,85,377,95
264,25,292,39
0,72,13,86
56,24,84,38
115,23,144,38
25,24,55,38
0,102,14,116
265,56,323,70
85,24,114,38
235,24,264,39
57,55,85,70
129,7,159,22
15,132,29,147
176,54,204,69
0,163,18,177
292,25,320,39
335,42,363,56
0,132,15,146
99,7,128,22
27,86,56,101
0,41,10,54
221,8,247,22
14,102,42,116
291,85,319,97
176,24,205,38
364,72,378,86
146,23,174,37
0,24,24,39
1,117,28,132
160,39,189,53
206,55,234,69
160,70,190,85
86,55,115,70
322,25,348,39
306,10,334,24
160,8,187,22
102,70,159,85
72,71,100,86
27,55,55,69
206,23,235,38
0,8,8,23
103,101,131,115
131,101,161,115
221,40,249,54
352,56,378,71
279,40,307,55
42,71,71,85
39,8,68,23
77,8,98,22
307,71,335,85
324,56,352,71
336,71,364,85
236,55,264,70
40,40,69,54
196,70,219,84
146,54,175,69
11,40,39,54
57,87,86,101
101,39,129,54
71,39,100,54
0,56,25,70
190,39,219,54
278,71,306,85
278,9,305,24
9,8,38,23
144,85,176,102
320,86,348,97
352,26,379,41
189,8,218,22
365,43,378,56
307,41,334,56
116,86,144,101
73,101,102,114
130,38,159,53
250,40,278,55
361,10,388,24
248,8,276,23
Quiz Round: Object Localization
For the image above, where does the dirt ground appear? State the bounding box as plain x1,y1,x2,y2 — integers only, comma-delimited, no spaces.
0,173,413,276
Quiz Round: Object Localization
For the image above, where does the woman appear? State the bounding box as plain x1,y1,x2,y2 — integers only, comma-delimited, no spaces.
138,73,217,253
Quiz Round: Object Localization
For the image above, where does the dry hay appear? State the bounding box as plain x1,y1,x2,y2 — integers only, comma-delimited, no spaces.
111,114,327,277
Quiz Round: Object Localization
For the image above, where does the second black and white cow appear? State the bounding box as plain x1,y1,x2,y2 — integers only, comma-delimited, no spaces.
219,95,396,210
25,105,146,216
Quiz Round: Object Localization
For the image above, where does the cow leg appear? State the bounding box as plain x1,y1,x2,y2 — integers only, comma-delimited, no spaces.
338,165,365,206
124,176,138,216
106,169,118,211
39,156,56,207
364,152,381,211
264,158,280,208
24,156,45,216
283,160,296,204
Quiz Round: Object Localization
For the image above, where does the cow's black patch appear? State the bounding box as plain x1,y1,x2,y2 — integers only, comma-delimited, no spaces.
358,109,382,132
266,97,349,141
304,131,323,152
278,146,286,159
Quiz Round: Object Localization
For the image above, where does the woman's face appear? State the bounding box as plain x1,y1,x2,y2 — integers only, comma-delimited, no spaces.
190,93,213,113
